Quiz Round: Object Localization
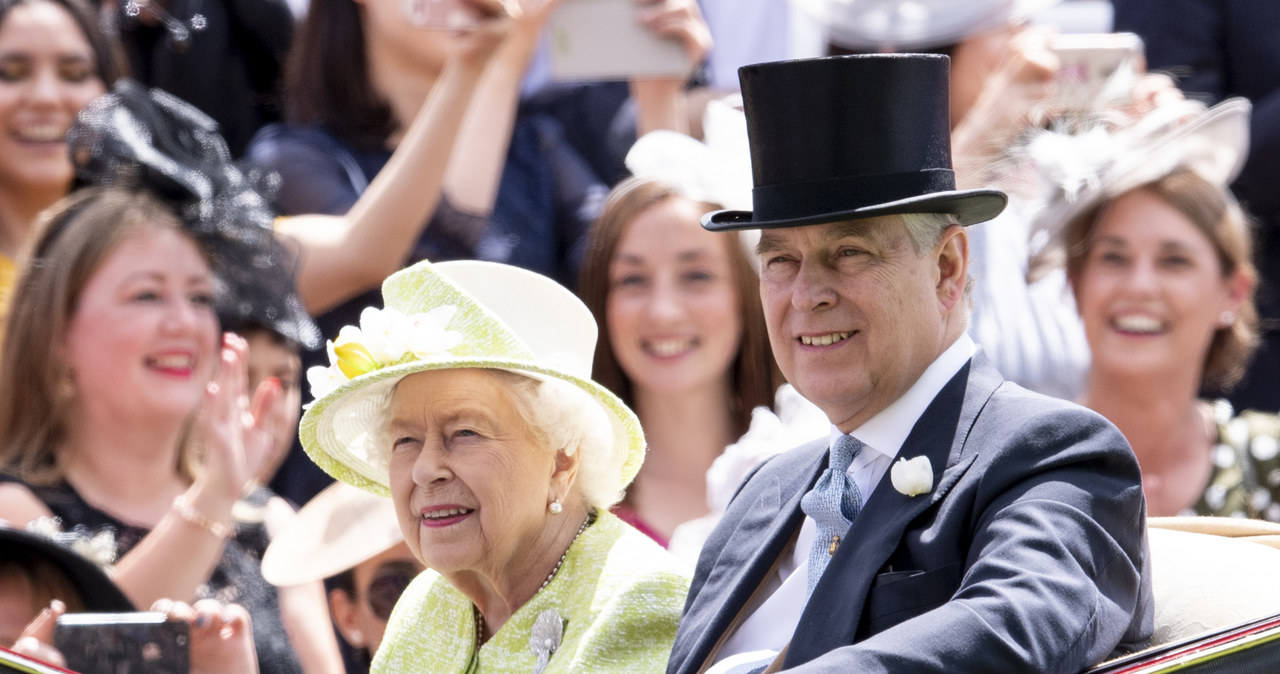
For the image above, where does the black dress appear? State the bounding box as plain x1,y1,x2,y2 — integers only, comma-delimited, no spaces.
0,474,303,673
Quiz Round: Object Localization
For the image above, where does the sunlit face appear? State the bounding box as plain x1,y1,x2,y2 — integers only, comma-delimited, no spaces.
63,227,221,422
757,217,961,431
242,329,302,483
0,0,106,196
606,196,743,398
1073,188,1244,380
387,369,564,583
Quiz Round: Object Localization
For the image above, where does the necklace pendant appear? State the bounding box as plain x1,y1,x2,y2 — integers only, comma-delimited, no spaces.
828,534,840,556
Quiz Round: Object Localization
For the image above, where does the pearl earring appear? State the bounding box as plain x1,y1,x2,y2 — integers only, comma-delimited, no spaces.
548,500,563,515
1220,310,1236,327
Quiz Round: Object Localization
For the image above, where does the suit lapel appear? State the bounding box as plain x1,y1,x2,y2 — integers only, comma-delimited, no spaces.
679,440,827,672
786,353,1004,666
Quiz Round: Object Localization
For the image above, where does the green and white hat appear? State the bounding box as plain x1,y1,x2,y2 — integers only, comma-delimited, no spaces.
299,259,646,497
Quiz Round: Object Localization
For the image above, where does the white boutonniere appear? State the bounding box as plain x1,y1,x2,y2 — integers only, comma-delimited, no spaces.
890,456,933,497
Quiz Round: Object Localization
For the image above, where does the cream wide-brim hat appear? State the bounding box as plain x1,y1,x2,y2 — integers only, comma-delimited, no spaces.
1026,97,1252,282
261,481,404,586
299,259,646,498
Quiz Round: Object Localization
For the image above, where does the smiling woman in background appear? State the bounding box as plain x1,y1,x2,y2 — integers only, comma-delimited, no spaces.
0,82,337,672
577,173,781,548
1035,98,1280,521
0,0,121,319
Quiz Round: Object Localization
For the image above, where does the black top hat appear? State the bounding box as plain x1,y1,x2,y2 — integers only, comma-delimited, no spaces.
703,53,1007,231
0,525,135,612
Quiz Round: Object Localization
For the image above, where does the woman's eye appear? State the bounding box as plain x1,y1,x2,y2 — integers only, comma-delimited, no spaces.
611,274,646,289
58,60,96,83
131,291,160,302
0,59,29,82
190,292,215,307
683,269,714,284
1098,252,1128,267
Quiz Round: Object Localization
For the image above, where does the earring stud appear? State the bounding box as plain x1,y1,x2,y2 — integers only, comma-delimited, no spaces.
548,500,563,515
1220,310,1236,327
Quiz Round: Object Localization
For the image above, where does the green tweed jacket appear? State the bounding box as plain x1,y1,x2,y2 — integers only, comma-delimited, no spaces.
373,509,691,673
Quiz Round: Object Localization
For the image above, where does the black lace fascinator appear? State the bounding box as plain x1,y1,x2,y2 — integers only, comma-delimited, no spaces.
66,79,321,349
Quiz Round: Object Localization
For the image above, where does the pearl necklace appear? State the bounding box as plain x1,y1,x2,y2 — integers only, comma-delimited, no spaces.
474,511,594,645
540,511,594,590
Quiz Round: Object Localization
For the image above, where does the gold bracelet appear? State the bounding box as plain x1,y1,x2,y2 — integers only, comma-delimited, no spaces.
171,496,234,540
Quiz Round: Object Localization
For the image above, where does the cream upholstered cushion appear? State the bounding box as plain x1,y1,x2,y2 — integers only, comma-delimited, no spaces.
1147,520,1280,645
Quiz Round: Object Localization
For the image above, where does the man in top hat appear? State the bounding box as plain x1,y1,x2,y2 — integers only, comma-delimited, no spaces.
666,54,1152,673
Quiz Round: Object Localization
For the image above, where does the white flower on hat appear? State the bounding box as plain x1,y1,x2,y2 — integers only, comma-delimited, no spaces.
890,456,934,498
307,364,349,401
305,305,462,400
405,306,462,360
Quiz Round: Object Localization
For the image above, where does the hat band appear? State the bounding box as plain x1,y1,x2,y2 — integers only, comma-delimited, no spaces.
752,168,957,222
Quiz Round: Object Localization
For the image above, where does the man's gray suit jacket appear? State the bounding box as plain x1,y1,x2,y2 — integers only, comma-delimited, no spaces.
667,352,1153,673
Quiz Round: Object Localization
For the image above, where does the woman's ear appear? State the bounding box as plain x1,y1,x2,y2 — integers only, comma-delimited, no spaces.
550,448,580,504
1224,267,1255,316
328,589,365,648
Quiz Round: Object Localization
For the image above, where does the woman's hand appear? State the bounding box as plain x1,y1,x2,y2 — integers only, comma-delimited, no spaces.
10,600,67,668
635,0,711,73
630,0,713,136
451,0,523,67
153,599,259,674
951,26,1059,188
193,333,284,504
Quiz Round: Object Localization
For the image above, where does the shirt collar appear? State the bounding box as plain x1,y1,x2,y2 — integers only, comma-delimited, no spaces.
826,333,976,463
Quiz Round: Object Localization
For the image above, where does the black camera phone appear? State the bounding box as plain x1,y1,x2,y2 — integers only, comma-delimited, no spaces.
53,612,190,674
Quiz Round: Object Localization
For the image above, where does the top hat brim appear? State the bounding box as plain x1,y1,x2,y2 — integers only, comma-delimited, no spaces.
702,188,1008,231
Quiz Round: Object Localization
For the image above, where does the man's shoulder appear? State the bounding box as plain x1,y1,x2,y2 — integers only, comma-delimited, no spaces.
981,379,1118,436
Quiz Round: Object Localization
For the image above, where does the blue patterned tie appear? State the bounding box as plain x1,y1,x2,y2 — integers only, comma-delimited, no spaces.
801,434,863,595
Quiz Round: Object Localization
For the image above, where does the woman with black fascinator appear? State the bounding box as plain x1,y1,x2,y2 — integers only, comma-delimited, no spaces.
0,82,339,672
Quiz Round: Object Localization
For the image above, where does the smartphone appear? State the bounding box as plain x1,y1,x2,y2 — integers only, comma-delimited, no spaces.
1048,32,1145,110
53,612,190,674
403,0,483,30
548,0,689,81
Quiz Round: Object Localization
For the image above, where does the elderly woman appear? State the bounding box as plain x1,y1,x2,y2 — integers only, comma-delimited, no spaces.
300,258,691,671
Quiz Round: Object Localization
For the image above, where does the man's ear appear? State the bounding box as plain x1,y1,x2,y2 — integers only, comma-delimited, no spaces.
935,225,969,313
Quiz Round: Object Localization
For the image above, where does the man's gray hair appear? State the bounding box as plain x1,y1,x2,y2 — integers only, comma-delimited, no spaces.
900,212,961,255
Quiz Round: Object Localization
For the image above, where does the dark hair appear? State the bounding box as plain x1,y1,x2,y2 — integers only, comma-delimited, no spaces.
1064,168,1260,392
0,0,127,86
0,188,201,484
281,0,393,150
577,176,780,439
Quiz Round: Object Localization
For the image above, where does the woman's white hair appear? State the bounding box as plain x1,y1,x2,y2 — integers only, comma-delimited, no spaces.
495,371,624,509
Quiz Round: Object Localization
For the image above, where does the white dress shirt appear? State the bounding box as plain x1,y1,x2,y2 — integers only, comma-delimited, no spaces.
712,334,978,668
